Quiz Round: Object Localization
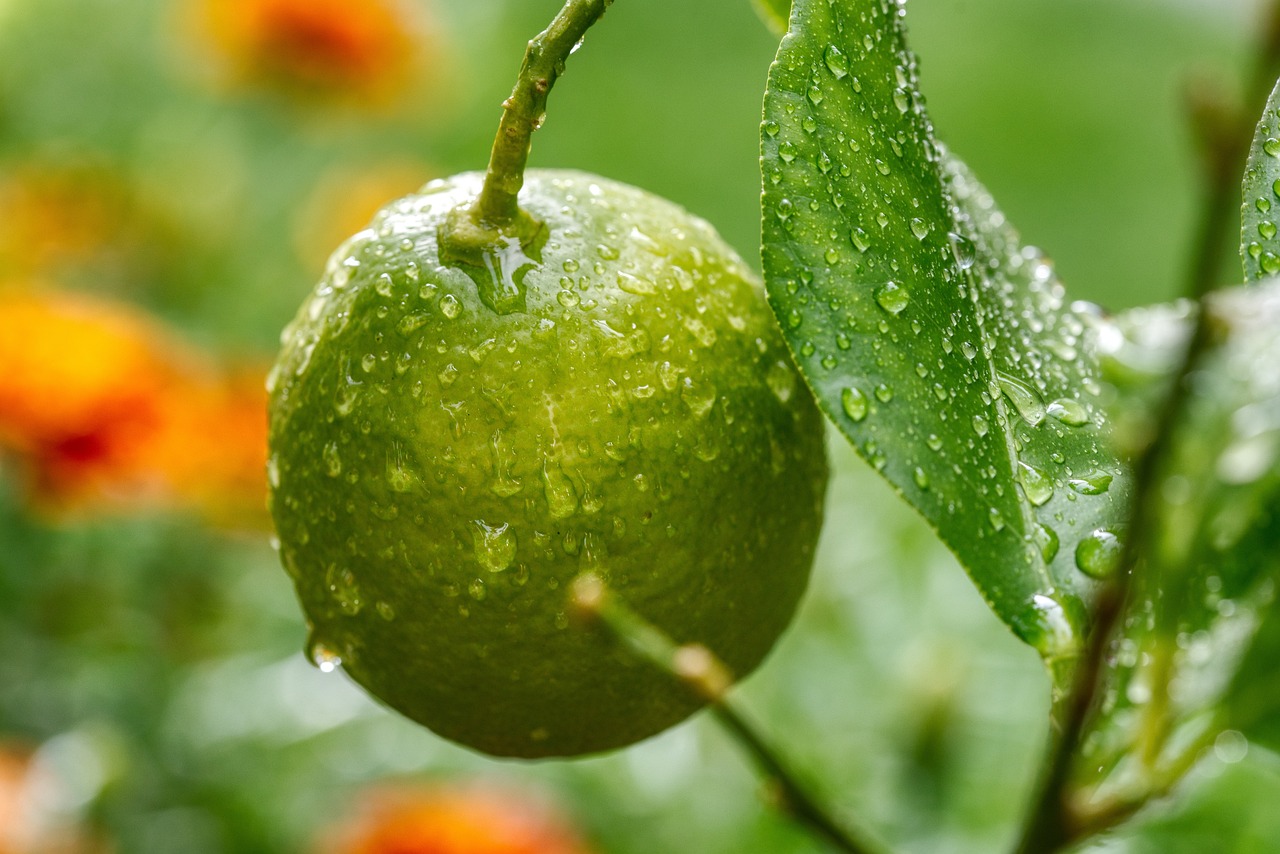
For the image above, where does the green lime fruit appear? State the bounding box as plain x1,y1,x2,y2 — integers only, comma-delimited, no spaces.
267,169,828,758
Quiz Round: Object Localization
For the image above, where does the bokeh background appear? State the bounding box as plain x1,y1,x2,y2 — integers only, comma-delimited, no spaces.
1,0,1277,851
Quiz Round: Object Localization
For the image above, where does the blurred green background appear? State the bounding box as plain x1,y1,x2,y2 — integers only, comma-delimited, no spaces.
1,0,1277,852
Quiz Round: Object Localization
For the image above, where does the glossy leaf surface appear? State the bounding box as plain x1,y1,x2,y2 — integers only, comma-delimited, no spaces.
1242,79,1280,282
760,0,1126,663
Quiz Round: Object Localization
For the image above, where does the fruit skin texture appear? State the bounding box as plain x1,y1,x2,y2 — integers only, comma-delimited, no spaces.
267,169,828,758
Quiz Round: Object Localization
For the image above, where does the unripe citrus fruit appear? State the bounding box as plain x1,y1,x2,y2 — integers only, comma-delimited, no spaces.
267,169,828,757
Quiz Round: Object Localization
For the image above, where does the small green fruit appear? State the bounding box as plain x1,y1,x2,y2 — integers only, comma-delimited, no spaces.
267,170,827,757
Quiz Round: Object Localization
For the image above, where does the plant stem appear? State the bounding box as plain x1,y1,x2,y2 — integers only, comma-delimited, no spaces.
473,0,613,228
570,574,894,854
1012,6,1280,853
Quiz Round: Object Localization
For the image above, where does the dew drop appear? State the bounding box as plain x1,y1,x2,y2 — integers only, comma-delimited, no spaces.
1033,524,1060,563
542,461,579,519
1017,461,1054,507
307,639,342,673
972,414,990,437
1046,398,1089,427
948,232,976,270
841,386,869,422
325,564,362,615
1074,527,1122,579
824,45,849,78
323,441,342,477
766,362,795,402
996,372,1046,427
1068,471,1112,495
874,281,909,314
1017,593,1084,660
473,520,517,573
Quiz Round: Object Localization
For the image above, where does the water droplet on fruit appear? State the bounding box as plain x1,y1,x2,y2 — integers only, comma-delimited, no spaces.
325,564,363,615
323,441,342,477
542,460,579,519
473,521,516,573
766,361,795,402
307,638,342,673
681,377,717,417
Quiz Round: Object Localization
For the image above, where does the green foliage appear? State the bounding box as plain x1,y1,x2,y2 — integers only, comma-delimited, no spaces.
1242,79,1280,282
761,0,1126,669
1074,289,1280,805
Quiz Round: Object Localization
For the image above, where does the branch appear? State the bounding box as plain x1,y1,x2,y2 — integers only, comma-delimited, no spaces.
570,574,894,854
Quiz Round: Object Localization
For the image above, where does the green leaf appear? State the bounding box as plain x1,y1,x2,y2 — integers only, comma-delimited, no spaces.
1242,79,1280,281
760,0,1127,666
751,0,792,36
1079,286,1280,801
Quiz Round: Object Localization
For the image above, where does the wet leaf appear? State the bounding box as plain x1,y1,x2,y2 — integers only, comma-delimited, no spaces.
1079,286,1280,801
1241,79,1280,282
760,0,1127,669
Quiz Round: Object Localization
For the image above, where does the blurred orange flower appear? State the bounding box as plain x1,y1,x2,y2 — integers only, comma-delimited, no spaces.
318,783,596,854
0,743,104,854
0,165,133,286
198,0,428,103
0,290,269,528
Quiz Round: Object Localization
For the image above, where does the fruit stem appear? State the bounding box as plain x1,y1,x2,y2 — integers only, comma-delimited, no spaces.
473,0,613,228
571,574,896,854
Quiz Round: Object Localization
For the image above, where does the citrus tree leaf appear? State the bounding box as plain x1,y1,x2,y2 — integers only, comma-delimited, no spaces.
760,0,1127,668
1078,287,1280,800
1242,79,1280,281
